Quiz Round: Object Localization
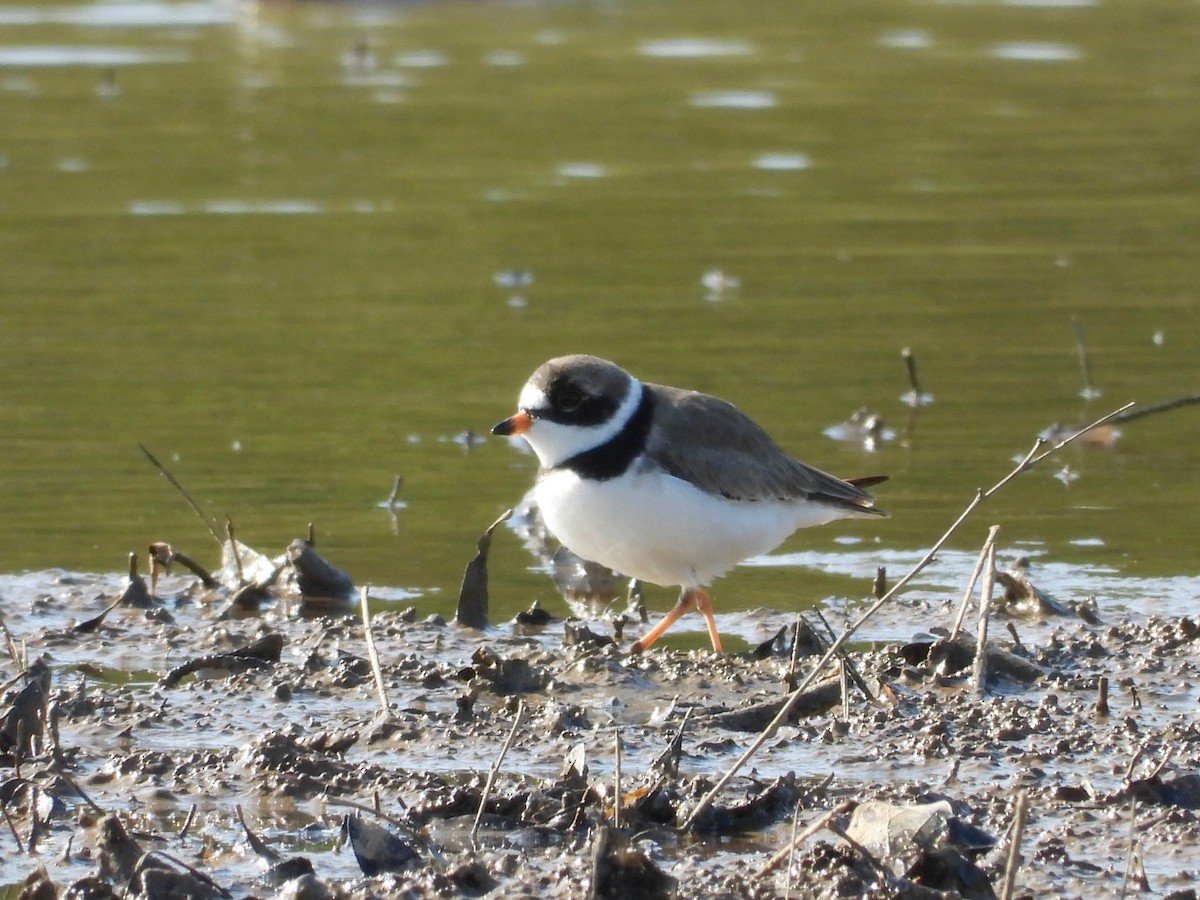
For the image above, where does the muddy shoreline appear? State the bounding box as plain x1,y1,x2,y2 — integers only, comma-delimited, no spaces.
1,561,1199,899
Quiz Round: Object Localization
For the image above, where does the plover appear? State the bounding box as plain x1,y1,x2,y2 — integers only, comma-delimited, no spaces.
493,355,885,652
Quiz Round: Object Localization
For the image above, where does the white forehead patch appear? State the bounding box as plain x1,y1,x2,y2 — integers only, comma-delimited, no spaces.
518,382,548,413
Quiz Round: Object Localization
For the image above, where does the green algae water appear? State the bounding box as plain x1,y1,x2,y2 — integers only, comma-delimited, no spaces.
0,0,1197,629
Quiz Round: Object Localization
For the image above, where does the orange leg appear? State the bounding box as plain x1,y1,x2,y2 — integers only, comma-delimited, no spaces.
692,588,724,653
629,587,723,654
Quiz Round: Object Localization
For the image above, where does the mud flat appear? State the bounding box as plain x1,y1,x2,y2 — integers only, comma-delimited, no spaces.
1,555,1199,900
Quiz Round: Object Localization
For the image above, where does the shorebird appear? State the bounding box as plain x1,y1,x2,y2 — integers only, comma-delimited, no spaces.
494,355,885,652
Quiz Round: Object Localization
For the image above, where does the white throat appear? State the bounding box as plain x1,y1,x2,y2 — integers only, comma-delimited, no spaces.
520,377,644,469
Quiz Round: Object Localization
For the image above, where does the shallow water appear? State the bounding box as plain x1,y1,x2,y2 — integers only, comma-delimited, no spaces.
1,0,1198,634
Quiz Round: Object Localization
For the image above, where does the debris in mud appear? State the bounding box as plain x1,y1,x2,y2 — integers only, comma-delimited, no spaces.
455,509,510,629
3,560,1200,898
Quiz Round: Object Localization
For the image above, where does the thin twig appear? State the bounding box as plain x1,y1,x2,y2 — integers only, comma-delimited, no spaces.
613,726,622,830
358,587,390,716
1000,790,1030,900
138,444,222,544
681,403,1133,832
472,700,526,838
759,800,853,877
784,799,801,899
949,525,1000,642
177,804,198,840
225,518,244,585
972,536,999,695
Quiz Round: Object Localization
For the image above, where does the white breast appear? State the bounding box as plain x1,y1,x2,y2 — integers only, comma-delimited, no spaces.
533,463,847,588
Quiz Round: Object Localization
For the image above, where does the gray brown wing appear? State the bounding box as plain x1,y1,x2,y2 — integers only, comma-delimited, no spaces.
643,384,885,514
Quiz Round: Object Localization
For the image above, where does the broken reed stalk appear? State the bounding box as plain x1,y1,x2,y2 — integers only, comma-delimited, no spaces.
358,587,390,717
901,347,923,396
680,402,1134,833
972,537,999,696
137,444,222,544
1119,795,1151,897
472,699,526,839
999,790,1030,900
178,804,198,840
758,800,854,877
948,525,1001,642
613,726,622,830
225,518,245,585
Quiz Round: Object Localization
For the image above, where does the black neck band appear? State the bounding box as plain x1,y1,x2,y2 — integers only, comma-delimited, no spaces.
559,388,654,480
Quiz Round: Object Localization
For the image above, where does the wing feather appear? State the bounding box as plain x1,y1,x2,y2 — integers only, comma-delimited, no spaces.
642,384,885,515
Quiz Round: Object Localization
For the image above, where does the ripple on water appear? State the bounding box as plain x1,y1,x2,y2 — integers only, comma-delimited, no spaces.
394,50,448,68
0,45,187,66
555,162,608,179
0,1,237,27
753,152,810,171
878,29,932,50
990,42,1082,62
688,90,777,110
638,38,756,59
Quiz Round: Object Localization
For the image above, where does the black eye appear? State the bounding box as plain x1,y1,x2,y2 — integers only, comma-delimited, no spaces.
557,386,584,412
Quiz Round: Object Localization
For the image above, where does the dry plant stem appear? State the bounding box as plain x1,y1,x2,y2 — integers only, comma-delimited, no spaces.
972,538,999,695
681,402,1133,833
949,525,1001,642
138,443,222,544
1000,790,1030,900
54,770,103,815
1120,796,1139,899
784,801,801,899
613,726,622,830
177,804,198,840
758,800,854,877
472,699,526,838
386,475,403,507
225,519,244,585
358,587,390,716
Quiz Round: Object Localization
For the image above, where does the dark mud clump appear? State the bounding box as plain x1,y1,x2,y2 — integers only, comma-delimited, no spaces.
1,567,1199,898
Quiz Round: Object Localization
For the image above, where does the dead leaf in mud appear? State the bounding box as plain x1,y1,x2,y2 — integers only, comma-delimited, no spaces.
901,631,1044,685
1,660,51,758
464,648,553,695
1118,772,1200,809
158,632,284,688
590,825,675,900
563,620,614,649
847,800,954,856
456,510,511,630
343,813,421,876
688,774,800,834
903,846,996,899
994,558,1073,617
118,552,153,609
709,678,843,732
286,537,355,603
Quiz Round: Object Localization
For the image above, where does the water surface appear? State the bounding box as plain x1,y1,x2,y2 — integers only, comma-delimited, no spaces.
0,0,1197,636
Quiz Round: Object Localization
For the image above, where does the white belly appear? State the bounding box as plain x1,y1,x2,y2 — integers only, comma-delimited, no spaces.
533,466,847,588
